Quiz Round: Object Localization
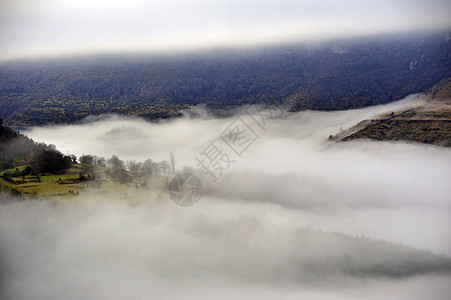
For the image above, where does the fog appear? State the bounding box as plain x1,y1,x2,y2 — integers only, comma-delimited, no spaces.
1,94,451,299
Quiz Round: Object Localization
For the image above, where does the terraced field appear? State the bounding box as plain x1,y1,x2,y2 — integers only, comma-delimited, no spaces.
334,79,451,147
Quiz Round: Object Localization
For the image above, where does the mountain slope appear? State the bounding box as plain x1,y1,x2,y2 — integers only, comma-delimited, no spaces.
332,78,451,147
1,32,450,127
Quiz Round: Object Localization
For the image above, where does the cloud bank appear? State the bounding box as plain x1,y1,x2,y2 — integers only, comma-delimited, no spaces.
1,0,451,60
1,199,451,300
1,95,450,299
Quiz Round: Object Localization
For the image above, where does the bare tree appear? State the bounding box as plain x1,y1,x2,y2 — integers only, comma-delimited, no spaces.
142,158,153,176
127,160,142,173
159,161,171,177
170,151,175,175
80,154,94,166
159,161,171,186
108,155,125,171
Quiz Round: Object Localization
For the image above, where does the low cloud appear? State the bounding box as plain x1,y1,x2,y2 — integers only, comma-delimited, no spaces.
1,198,450,300
1,95,450,299
1,0,451,60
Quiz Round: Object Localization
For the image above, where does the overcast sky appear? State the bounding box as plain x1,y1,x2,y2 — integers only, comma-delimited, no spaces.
1,0,451,60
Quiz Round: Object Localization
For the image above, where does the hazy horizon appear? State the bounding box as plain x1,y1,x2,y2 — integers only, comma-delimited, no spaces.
1,0,451,61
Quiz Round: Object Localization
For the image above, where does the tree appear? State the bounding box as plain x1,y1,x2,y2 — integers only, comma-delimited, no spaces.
107,155,131,184
118,170,132,184
94,156,106,167
170,151,175,175
78,172,87,181
159,161,171,177
108,155,125,171
158,161,171,186
79,154,94,166
2,172,12,182
142,158,154,176
34,147,71,174
127,160,142,173
25,166,32,175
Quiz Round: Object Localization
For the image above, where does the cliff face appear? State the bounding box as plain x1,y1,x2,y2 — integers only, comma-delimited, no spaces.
333,78,451,147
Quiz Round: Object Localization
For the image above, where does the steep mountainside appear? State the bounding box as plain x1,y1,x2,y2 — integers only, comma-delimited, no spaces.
1,32,450,127
332,78,451,147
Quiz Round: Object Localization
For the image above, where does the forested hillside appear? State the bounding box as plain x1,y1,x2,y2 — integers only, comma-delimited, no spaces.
0,118,72,173
1,32,450,127
0,120,172,198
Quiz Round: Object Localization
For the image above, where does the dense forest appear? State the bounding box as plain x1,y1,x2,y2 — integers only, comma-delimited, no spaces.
1,32,450,127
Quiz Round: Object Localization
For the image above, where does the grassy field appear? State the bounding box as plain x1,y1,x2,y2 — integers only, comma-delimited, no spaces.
1,174,83,199
0,163,170,200
0,165,28,176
